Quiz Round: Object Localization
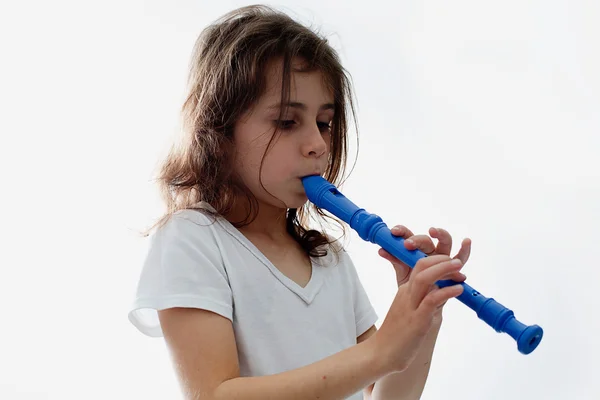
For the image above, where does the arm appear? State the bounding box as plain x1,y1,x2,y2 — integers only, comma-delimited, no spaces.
359,320,442,400
361,225,470,399
158,307,391,400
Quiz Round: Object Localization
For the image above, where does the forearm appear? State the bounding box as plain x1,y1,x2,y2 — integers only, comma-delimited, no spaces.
370,318,443,400
214,339,387,400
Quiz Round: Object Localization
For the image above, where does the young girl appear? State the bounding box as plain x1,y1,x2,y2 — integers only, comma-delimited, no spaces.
128,5,471,400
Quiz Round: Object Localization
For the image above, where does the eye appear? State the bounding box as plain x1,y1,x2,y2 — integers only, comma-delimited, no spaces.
275,120,296,130
274,120,331,133
317,121,332,133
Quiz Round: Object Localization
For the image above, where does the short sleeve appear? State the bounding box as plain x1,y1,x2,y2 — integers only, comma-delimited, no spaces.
342,250,379,337
127,210,233,338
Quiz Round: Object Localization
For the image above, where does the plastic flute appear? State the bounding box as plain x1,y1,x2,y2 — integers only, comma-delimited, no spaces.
301,175,543,354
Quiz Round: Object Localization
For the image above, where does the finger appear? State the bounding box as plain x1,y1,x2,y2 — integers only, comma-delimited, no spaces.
417,284,464,315
414,259,463,289
412,254,451,274
430,227,452,256
391,225,414,239
378,248,412,280
409,257,461,307
422,285,450,309
442,270,467,282
378,248,403,266
453,238,472,265
404,234,435,254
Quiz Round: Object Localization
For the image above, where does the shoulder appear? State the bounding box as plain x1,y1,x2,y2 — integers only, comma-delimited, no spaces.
147,206,226,259
155,207,219,240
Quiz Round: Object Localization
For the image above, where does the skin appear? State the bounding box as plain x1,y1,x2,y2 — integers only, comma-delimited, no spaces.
226,55,473,303
226,57,333,240
157,56,475,400
361,226,472,398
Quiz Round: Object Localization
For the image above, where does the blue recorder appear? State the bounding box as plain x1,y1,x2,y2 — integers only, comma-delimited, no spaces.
301,175,543,355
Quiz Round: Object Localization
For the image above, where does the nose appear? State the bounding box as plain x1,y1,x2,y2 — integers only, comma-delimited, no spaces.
301,125,328,158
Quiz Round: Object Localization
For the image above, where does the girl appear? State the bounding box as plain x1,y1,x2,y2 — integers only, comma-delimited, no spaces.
128,5,471,400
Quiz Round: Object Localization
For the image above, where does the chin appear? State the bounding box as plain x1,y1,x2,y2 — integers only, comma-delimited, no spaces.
285,192,310,209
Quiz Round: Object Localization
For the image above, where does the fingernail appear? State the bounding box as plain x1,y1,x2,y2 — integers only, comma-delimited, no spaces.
406,239,414,245
451,259,462,266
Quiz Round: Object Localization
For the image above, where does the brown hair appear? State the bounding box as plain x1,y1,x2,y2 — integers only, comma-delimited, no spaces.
144,5,359,258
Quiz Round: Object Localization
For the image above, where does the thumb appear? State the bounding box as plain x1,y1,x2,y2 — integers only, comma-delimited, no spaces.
378,248,411,285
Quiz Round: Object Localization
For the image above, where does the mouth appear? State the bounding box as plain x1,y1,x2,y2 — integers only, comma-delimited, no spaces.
297,174,321,193
300,172,322,178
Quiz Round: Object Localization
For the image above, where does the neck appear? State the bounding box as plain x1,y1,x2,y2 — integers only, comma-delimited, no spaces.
225,197,290,242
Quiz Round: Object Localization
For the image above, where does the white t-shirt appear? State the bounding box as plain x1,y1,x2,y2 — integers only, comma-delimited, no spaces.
128,203,379,400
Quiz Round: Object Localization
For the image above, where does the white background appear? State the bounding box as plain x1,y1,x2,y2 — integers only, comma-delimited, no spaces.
1,0,599,399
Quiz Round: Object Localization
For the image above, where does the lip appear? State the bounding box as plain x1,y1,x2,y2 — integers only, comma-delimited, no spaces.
300,172,322,178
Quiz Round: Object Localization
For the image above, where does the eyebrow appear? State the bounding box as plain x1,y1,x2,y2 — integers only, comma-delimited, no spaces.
267,102,335,112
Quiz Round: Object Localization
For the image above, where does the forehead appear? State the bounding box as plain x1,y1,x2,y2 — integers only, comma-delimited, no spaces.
259,57,334,105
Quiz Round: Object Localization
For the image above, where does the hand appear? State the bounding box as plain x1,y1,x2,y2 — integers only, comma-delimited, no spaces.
378,226,472,322
378,226,472,287
371,254,467,373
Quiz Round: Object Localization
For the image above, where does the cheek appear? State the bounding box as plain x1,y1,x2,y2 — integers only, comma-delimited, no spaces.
233,149,264,191
261,148,292,178
233,120,273,166
235,146,285,190
234,135,270,171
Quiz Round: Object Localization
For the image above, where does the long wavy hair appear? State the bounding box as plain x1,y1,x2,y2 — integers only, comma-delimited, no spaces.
144,5,359,258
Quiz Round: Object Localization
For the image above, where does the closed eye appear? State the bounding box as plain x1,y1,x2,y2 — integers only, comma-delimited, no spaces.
317,121,331,133
277,120,296,129
275,120,331,133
